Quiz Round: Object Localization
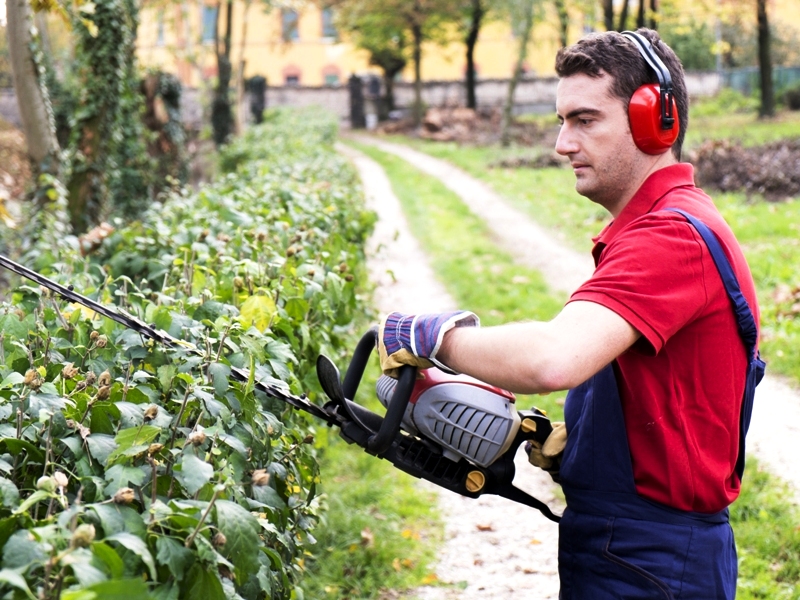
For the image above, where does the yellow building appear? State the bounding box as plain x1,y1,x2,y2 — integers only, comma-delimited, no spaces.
136,0,800,89
136,2,583,88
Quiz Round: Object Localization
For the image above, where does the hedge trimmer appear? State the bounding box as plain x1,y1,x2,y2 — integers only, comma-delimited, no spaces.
0,254,561,523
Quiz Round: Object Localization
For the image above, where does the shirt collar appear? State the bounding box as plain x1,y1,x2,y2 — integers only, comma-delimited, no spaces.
591,163,696,264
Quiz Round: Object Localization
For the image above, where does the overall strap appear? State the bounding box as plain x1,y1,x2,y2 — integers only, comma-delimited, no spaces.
664,208,758,358
664,208,764,479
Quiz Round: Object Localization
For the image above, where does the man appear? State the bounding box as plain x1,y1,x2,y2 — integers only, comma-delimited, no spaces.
378,28,764,598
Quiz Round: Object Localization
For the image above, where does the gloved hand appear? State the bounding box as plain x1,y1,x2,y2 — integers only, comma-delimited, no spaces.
526,422,567,484
378,311,480,378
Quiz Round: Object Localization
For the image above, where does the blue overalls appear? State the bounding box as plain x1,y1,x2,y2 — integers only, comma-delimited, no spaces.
558,210,765,599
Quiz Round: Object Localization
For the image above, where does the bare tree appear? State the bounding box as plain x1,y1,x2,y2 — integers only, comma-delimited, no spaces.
617,0,630,31
465,0,486,109
636,0,645,28
500,0,537,147
6,0,61,177
602,0,613,31
553,0,569,47
756,0,774,117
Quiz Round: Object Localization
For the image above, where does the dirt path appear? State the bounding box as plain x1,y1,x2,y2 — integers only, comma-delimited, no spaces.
338,144,562,599
350,136,800,505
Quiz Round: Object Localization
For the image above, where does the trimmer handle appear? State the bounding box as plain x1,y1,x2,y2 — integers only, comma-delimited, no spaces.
341,327,416,455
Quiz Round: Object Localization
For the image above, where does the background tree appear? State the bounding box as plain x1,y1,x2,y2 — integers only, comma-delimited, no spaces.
6,0,61,179
211,0,235,146
500,0,540,147
464,0,487,109
335,0,408,114
553,0,569,47
756,0,774,117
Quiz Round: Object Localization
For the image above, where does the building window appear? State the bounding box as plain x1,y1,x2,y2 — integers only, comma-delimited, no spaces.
324,73,339,86
282,9,299,41
156,12,165,46
322,64,341,86
285,75,300,86
321,7,336,39
202,5,218,44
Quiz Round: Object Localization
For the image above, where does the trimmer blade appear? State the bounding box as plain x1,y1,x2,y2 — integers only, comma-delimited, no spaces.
316,355,346,404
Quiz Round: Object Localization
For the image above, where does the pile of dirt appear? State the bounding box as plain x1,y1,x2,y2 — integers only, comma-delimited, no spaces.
489,153,568,169
378,107,553,146
690,139,800,201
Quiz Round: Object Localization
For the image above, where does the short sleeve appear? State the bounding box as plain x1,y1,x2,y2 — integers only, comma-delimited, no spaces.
569,214,711,355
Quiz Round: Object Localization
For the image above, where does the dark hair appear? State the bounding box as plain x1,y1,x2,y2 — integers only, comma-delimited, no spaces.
554,28,688,160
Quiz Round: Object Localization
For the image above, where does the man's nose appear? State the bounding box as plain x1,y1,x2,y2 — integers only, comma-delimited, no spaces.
555,124,578,156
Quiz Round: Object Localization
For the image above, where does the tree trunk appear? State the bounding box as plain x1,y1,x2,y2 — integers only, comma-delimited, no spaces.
636,0,645,28
554,0,569,47
235,0,252,133
603,0,614,31
465,0,484,110
412,21,423,128
618,0,630,31
6,0,60,175
211,0,234,146
384,71,397,112
501,2,534,147
757,0,774,118
648,0,657,30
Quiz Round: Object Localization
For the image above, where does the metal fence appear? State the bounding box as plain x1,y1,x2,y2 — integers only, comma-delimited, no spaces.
723,66,800,96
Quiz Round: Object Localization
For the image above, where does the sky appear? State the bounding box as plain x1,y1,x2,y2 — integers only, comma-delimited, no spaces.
0,0,6,27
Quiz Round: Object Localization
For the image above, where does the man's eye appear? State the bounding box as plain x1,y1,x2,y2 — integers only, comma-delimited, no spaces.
579,118,592,125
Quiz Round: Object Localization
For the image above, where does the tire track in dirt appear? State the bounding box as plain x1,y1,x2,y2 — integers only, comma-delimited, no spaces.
350,136,800,505
338,143,562,599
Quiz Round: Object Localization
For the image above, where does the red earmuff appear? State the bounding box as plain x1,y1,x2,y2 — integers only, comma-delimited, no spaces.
629,83,679,155
622,31,679,155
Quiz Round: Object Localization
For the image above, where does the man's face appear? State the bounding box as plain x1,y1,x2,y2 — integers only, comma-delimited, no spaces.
555,72,644,215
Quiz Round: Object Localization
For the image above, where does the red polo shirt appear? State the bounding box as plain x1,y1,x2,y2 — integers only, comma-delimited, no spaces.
569,163,759,513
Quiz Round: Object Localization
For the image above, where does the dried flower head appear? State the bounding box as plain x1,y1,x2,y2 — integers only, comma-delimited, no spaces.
187,430,206,446
61,363,79,380
97,370,111,386
251,469,270,487
96,385,111,401
94,335,108,348
212,532,227,548
85,371,97,386
143,405,159,422
113,487,135,505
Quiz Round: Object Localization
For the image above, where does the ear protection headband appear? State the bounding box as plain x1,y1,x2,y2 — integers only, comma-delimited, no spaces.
621,30,679,155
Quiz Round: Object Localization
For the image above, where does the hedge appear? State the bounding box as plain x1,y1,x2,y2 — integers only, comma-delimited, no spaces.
0,108,374,599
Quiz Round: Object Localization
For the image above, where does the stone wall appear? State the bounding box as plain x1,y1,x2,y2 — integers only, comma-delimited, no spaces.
0,72,722,132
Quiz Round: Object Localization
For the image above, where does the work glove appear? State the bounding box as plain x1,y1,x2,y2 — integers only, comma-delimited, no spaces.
378,311,480,378
526,422,567,484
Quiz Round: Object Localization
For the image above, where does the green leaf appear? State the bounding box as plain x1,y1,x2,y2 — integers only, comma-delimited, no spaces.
104,464,146,494
90,505,146,537
180,563,225,600
104,532,157,580
175,453,213,495
0,439,44,463
252,485,286,509
0,373,24,389
284,297,308,320
0,568,36,599
62,578,152,600
207,362,231,396
239,294,276,332
2,529,47,569
215,500,260,577
91,540,125,579
13,489,54,515
155,536,193,582
86,434,117,466
0,479,19,508
106,425,160,464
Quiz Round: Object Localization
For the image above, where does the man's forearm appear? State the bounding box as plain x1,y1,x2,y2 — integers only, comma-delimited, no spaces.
436,301,640,394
